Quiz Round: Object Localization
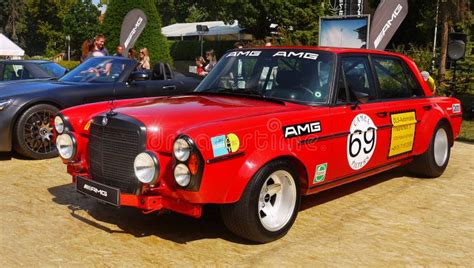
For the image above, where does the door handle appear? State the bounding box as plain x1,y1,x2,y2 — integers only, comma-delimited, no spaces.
162,85,176,90
376,112,388,117
422,105,432,111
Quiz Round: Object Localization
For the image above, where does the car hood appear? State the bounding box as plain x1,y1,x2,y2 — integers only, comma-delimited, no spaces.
112,94,304,138
0,80,79,98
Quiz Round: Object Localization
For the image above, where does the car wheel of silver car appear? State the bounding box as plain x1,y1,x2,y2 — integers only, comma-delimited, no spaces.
13,104,59,159
221,159,301,243
409,122,451,178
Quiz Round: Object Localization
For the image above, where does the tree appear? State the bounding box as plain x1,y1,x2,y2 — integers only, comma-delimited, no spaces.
0,0,27,48
101,0,172,63
63,0,101,58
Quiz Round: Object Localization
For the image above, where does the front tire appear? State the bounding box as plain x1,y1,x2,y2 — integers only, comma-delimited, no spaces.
13,104,59,159
409,122,451,178
221,160,301,243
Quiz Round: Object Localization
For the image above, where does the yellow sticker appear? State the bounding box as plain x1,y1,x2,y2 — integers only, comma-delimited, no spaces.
389,111,417,157
226,133,240,153
83,120,92,131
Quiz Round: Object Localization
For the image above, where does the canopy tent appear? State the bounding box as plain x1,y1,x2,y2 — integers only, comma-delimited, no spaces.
0,33,25,57
162,20,251,41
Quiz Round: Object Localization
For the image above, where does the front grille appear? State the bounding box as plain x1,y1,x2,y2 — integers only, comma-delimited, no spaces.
88,114,146,194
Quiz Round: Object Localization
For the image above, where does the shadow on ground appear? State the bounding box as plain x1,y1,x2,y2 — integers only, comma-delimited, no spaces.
48,167,408,244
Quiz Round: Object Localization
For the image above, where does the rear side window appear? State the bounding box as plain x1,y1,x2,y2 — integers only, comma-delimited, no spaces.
373,57,424,99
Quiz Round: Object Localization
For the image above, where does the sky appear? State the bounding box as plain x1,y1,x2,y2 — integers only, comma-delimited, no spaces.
92,0,107,13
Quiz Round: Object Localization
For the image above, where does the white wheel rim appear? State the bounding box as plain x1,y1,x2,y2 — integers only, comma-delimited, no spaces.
258,170,297,232
434,128,449,167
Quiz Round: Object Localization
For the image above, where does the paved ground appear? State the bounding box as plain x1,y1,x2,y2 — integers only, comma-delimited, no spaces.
0,142,473,266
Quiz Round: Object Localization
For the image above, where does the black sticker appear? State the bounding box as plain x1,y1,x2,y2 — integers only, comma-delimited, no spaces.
283,121,321,138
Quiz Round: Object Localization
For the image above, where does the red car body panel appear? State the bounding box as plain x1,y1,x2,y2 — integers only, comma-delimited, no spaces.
59,47,462,218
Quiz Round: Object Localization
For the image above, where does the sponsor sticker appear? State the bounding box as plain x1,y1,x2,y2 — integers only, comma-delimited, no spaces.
211,133,240,157
313,163,328,183
389,111,417,157
272,51,319,60
83,120,92,131
347,114,377,170
283,121,321,139
452,104,461,113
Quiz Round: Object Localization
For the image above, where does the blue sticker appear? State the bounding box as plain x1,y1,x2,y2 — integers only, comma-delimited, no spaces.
211,135,228,157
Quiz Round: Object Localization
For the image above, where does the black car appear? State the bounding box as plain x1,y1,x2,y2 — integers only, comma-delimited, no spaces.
0,60,67,82
0,56,200,159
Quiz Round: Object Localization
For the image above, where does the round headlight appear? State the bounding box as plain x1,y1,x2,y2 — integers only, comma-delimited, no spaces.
173,138,191,162
134,152,159,184
174,164,191,187
56,133,76,160
54,116,64,134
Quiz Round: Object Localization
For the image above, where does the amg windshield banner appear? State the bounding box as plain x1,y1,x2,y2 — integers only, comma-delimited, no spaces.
120,8,148,53
369,0,408,50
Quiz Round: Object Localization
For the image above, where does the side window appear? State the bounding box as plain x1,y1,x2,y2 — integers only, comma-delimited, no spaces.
2,64,31,80
373,57,424,99
341,56,377,103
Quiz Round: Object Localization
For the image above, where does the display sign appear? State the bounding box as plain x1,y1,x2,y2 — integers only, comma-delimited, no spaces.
319,15,370,48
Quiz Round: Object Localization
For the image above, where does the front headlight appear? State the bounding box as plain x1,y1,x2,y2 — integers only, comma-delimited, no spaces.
0,99,13,111
54,116,64,134
56,133,76,160
173,138,191,162
174,164,191,187
134,151,159,184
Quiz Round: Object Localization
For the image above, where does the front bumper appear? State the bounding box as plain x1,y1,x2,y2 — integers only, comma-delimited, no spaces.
73,176,202,218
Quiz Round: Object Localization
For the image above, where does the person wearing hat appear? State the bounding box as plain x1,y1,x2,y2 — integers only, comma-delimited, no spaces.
421,71,436,95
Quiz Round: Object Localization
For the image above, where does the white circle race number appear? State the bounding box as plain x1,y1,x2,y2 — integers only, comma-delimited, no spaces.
347,114,377,170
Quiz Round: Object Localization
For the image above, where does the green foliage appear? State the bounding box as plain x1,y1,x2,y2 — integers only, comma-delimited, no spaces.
57,60,80,70
101,0,172,64
63,0,100,56
168,40,236,61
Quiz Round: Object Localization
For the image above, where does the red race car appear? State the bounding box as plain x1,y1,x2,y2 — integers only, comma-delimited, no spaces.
56,47,462,243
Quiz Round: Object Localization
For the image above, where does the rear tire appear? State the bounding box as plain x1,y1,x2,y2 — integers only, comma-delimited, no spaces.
13,104,59,159
408,122,451,178
221,159,301,243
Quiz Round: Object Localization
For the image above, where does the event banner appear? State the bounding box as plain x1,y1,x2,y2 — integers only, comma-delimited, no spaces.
120,9,148,53
333,0,364,15
368,0,408,50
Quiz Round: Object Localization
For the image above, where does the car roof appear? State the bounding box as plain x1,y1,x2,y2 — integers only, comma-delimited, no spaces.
243,46,406,57
0,60,52,64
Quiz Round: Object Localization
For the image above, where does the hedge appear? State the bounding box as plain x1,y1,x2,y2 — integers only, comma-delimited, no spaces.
57,60,80,70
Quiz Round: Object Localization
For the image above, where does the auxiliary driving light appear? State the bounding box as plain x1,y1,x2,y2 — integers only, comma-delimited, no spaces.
54,116,64,134
174,163,191,187
173,138,191,162
56,133,76,160
134,151,159,184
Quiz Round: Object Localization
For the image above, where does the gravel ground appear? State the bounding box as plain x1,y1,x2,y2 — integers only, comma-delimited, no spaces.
0,142,473,266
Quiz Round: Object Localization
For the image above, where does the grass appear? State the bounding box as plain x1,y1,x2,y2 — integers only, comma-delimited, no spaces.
458,120,474,143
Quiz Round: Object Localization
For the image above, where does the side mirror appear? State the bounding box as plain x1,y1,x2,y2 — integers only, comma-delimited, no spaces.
129,71,149,81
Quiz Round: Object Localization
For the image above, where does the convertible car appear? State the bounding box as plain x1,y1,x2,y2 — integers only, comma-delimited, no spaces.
56,47,462,243
0,60,67,83
0,56,200,159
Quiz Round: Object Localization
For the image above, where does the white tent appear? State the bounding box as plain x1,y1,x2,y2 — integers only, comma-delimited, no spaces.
162,20,250,40
0,33,25,57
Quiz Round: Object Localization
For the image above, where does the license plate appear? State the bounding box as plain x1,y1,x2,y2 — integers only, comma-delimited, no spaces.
76,176,120,206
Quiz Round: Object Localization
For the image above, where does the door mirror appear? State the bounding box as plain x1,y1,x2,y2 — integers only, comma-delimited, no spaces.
129,71,149,81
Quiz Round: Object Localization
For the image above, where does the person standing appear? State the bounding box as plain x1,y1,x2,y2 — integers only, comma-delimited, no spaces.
128,48,137,59
113,45,124,57
204,49,217,72
195,56,206,76
137,48,151,70
80,39,93,63
90,34,109,57
421,71,436,95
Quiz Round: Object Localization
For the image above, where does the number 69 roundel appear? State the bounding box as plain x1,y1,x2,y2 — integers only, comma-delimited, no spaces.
347,114,378,170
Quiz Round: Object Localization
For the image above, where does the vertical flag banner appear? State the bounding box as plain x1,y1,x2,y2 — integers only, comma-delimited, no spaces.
120,9,148,53
369,0,408,50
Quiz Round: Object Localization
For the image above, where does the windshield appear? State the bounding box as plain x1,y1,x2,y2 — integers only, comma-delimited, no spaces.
37,62,67,78
59,57,135,83
196,49,334,104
